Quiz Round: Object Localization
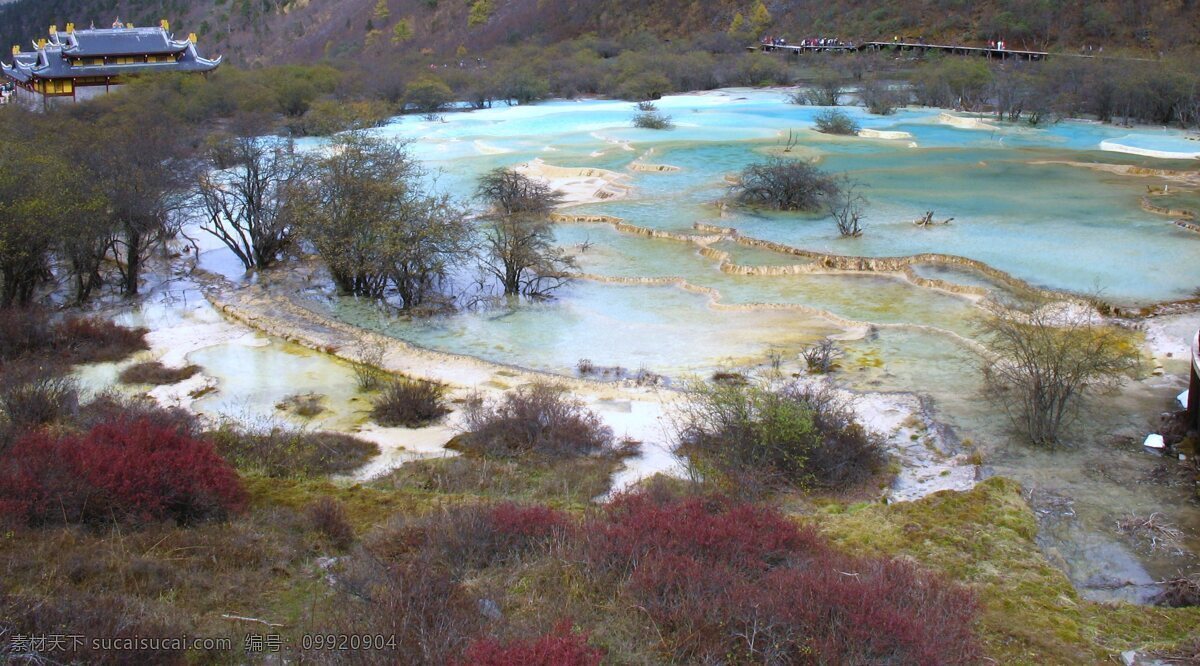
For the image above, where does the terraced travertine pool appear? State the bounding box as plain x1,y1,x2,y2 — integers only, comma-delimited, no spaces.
293,90,1200,373
311,90,1200,598
85,89,1200,602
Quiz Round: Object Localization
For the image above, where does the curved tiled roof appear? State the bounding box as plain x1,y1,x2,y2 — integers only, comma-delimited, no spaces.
55,27,192,57
1,26,220,85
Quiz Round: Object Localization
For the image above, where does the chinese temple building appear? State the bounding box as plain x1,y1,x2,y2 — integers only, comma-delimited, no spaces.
1,20,221,104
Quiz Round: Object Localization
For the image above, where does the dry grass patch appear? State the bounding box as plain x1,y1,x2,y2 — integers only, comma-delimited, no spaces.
370,378,448,428
118,361,200,386
275,392,326,418
377,452,631,505
210,424,379,478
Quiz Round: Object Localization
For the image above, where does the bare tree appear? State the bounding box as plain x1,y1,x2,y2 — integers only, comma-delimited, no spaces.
915,211,954,227
858,77,906,115
827,177,867,238
475,169,574,298
297,133,416,298
84,99,195,296
196,133,311,271
385,192,471,309
475,168,562,216
351,338,387,391
801,339,841,374
0,110,105,306
298,132,470,309
979,302,1141,445
790,68,844,106
780,129,800,153
478,215,576,299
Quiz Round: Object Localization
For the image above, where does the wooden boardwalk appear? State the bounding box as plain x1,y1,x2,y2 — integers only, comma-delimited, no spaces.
753,41,1127,62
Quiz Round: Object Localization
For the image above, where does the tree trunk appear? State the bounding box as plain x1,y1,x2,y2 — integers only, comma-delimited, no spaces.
123,228,142,297
504,262,521,296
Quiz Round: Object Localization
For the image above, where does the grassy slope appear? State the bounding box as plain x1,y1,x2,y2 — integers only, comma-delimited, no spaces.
253,473,1200,663
2,0,1197,67
820,478,1200,664
3,464,1197,663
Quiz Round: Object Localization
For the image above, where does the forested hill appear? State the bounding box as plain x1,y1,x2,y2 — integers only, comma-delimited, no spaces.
2,0,1198,67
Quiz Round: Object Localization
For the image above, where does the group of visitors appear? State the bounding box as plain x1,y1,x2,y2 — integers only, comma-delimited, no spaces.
428,58,486,71
761,36,853,49
800,37,851,48
0,82,14,106
756,32,1037,53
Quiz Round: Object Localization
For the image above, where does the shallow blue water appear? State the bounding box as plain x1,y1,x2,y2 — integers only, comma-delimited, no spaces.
298,89,1200,374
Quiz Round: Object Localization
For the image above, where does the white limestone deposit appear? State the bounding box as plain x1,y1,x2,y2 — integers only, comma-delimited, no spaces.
937,112,999,131
514,158,634,206
858,128,915,140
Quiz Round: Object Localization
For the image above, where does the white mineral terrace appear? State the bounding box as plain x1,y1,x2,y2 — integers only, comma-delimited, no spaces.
76,90,1200,599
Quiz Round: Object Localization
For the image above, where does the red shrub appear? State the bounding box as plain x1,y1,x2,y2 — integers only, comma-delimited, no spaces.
734,558,982,665
352,490,982,665
586,491,983,665
0,430,92,526
52,317,149,364
458,620,604,666
0,309,146,365
487,503,573,540
626,552,744,657
0,418,245,526
588,492,825,574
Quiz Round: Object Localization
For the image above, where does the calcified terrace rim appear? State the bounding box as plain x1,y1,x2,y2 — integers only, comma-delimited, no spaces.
549,210,1200,317
198,270,625,394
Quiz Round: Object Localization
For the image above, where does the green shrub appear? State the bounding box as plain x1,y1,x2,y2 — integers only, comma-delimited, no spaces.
405,75,454,115
291,98,393,136
674,381,886,493
632,101,674,129
814,108,861,135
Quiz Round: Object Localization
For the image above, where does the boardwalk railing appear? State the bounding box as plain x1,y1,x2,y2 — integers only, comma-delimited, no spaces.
753,41,1145,62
